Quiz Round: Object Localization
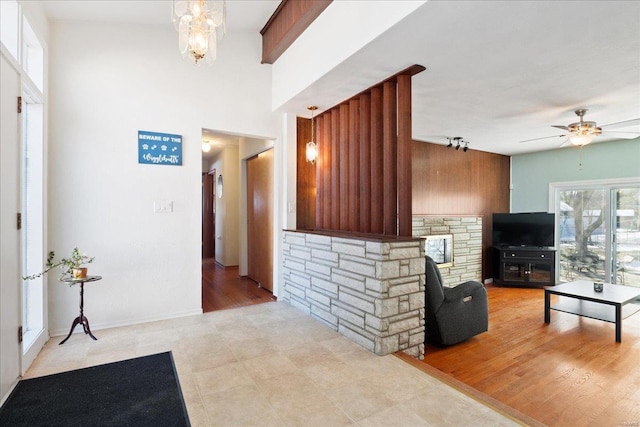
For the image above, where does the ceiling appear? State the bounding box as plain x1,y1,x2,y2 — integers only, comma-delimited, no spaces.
41,1,640,156
41,0,279,31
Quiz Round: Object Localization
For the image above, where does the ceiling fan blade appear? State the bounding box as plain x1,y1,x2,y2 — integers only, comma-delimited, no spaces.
560,139,571,147
601,118,640,129
600,131,640,139
520,134,565,143
551,125,570,131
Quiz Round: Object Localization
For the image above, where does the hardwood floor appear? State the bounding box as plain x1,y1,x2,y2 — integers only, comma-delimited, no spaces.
418,284,640,427
201,258,275,312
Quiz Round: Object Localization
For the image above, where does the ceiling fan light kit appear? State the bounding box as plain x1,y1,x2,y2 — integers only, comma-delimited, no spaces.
564,109,601,146
520,108,640,147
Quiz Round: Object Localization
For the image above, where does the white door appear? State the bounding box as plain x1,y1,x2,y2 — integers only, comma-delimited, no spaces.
1,54,22,403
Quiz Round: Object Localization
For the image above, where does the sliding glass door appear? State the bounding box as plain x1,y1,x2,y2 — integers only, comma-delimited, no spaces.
553,179,640,287
613,188,640,286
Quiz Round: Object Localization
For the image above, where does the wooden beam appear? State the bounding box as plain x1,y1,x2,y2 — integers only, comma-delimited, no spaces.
314,114,323,229
370,86,384,235
349,98,360,232
339,103,350,231
359,93,371,233
322,112,332,229
397,74,412,237
330,108,340,229
382,81,397,235
260,0,333,64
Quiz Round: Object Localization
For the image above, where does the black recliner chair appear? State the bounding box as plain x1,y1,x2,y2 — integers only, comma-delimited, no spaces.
425,256,488,345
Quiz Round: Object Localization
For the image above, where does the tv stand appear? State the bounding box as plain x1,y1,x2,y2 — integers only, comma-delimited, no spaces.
493,246,556,287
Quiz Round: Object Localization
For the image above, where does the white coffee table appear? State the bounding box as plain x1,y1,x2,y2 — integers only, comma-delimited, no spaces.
544,280,640,342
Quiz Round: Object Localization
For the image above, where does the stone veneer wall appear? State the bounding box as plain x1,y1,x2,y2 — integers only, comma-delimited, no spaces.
412,216,483,287
282,231,425,359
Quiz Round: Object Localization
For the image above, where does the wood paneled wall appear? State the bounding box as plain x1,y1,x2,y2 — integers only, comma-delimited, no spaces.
308,66,425,236
260,0,332,64
296,117,316,230
412,141,510,279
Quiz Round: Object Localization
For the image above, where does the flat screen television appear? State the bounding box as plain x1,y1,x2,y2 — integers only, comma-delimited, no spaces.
492,212,555,248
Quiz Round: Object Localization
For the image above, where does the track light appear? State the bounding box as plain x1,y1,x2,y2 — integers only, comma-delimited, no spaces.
445,137,469,153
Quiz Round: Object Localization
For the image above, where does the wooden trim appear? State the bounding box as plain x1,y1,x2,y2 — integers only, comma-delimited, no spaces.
348,98,360,232
315,115,323,228
260,0,333,64
397,74,412,237
370,86,384,234
359,93,371,233
322,112,332,229
382,81,397,235
339,103,350,230
330,108,340,229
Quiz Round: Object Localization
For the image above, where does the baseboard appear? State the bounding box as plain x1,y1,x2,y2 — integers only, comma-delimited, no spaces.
49,308,203,337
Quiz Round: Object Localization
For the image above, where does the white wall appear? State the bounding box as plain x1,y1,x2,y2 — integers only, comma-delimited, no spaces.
271,0,426,110
210,147,240,267
48,21,277,334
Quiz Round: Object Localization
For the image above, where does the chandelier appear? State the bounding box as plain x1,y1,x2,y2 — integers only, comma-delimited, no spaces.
172,0,226,65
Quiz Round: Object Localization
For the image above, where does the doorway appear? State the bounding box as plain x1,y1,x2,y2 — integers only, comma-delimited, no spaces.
200,131,275,312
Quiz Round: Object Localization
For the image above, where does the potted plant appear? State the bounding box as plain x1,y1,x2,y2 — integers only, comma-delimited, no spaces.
23,247,95,283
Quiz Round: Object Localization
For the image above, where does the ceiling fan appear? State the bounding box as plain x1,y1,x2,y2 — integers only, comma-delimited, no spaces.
520,109,640,147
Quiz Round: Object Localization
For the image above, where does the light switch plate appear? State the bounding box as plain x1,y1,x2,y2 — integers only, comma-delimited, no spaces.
154,201,173,213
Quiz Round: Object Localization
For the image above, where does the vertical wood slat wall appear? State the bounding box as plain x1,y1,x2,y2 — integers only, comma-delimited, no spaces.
296,117,316,230
312,66,425,236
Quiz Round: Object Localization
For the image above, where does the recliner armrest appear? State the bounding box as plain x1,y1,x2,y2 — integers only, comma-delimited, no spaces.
443,280,484,302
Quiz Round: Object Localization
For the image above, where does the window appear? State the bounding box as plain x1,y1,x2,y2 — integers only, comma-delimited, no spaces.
0,0,19,61
21,91,45,351
551,179,640,287
21,16,43,92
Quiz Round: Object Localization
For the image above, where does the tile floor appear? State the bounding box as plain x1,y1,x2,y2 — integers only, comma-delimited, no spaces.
25,301,519,426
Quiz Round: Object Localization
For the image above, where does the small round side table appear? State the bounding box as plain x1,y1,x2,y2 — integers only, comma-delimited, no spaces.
59,275,102,345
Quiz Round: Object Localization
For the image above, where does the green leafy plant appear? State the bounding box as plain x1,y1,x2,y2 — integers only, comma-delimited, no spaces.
23,247,94,282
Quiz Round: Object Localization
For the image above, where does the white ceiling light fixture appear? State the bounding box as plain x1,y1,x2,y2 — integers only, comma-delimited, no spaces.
564,109,599,146
172,0,226,65
202,140,211,152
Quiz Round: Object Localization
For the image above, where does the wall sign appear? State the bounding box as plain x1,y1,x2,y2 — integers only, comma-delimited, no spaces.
138,130,182,166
